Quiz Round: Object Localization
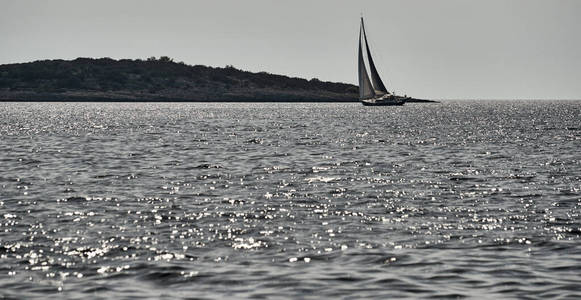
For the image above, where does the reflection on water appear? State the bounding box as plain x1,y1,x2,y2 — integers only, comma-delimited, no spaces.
0,101,580,299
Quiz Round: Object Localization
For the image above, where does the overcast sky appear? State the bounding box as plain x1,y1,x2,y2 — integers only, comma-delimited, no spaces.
1,0,580,99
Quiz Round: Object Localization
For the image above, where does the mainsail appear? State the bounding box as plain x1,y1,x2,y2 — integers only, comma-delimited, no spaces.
358,23,375,100
361,18,389,94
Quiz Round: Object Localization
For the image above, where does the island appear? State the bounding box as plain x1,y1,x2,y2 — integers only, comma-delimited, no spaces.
0,57,435,103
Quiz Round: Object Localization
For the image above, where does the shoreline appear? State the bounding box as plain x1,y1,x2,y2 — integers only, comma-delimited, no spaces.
0,98,438,103
0,58,441,104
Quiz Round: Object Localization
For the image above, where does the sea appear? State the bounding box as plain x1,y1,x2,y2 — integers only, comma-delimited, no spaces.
0,100,580,299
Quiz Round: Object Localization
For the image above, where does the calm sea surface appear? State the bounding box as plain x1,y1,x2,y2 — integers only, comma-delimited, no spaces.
0,101,580,299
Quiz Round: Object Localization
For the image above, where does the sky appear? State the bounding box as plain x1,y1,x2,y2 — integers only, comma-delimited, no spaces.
1,0,580,99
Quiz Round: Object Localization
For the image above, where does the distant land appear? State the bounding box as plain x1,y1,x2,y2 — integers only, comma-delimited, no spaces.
0,57,434,102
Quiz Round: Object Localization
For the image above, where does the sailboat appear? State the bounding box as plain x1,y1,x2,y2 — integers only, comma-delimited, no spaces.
358,18,407,106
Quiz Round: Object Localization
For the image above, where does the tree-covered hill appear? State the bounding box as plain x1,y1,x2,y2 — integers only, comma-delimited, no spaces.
0,57,359,102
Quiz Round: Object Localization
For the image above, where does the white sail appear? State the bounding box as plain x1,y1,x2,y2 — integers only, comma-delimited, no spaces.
361,18,389,95
358,23,375,100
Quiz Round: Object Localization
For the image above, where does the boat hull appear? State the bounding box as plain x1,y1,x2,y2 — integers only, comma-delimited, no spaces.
360,95,407,106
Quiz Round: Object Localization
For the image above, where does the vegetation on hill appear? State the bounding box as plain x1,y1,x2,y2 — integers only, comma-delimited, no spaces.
0,57,359,102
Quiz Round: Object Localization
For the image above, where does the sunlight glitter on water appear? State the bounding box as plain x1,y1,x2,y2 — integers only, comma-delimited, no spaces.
0,101,580,299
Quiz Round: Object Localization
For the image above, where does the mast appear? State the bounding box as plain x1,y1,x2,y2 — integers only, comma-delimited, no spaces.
358,20,376,100
361,18,389,94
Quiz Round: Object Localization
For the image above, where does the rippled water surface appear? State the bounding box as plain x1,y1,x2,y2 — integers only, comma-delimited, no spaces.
1,101,580,299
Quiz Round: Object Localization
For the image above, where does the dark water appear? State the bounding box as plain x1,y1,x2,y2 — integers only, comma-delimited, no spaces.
0,101,580,299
